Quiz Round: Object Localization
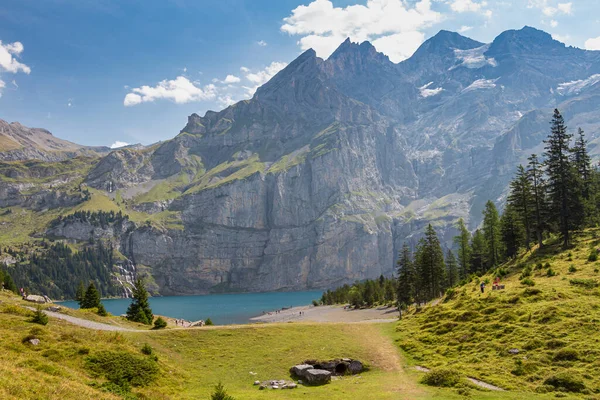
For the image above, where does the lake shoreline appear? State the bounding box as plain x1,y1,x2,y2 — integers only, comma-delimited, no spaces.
250,304,399,324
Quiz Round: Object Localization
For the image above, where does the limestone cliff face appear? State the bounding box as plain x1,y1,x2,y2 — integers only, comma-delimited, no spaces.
8,27,600,295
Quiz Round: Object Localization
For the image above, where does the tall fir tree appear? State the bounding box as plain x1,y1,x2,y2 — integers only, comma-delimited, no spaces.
500,204,524,259
445,249,459,289
470,229,487,274
453,218,472,279
414,225,446,301
573,127,596,226
508,165,533,250
126,278,154,325
527,154,546,248
76,281,86,306
482,200,502,269
543,109,581,248
81,282,101,309
396,243,415,312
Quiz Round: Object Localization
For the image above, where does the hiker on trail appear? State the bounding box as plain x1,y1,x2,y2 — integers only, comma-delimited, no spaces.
480,282,485,293
493,276,500,289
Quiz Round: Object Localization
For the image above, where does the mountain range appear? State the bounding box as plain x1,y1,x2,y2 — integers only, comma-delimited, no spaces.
2,26,600,296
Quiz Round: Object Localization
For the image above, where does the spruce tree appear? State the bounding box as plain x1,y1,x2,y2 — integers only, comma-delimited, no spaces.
126,278,153,325
543,109,581,248
470,229,487,274
396,243,415,311
482,200,502,269
76,281,85,306
81,282,101,309
508,165,533,250
2,271,18,294
573,128,596,225
527,154,546,248
500,204,524,259
453,218,471,279
445,250,459,289
414,225,446,301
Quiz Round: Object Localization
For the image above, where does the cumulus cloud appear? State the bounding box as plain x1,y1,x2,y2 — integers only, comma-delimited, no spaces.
585,36,600,51
223,74,241,84
0,79,5,97
550,19,558,27
123,76,217,106
528,0,572,16
0,41,31,74
552,33,570,43
240,61,287,96
450,0,492,17
281,0,442,63
110,141,129,149
459,25,473,33
257,40,268,46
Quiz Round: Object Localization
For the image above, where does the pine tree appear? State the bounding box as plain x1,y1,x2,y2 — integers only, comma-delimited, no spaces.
2,271,18,294
527,154,546,248
482,200,502,269
76,281,85,306
445,250,459,289
126,278,153,325
396,243,415,311
211,382,235,400
453,218,471,279
81,282,101,309
470,229,487,274
500,204,524,259
543,109,581,248
573,128,592,194
508,165,533,250
414,225,446,301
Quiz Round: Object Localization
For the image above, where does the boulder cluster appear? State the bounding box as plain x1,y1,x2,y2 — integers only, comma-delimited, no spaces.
255,380,297,390
289,358,364,385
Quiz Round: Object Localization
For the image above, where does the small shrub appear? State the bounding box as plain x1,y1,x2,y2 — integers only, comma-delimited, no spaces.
553,348,579,361
544,373,585,392
569,278,599,289
544,262,551,269
97,303,108,317
524,339,544,350
29,307,48,325
496,267,508,277
205,318,214,326
141,343,153,355
535,384,555,393
568,265,577,273
523,288,542,297
546,339,566,349
520,265,532,279
153,317,167,330
421,368,463,387
535,263,543,270
589,249,598,262
78,347,90,355
85,350,159,389
511,359,538,376
520,278,535,287
312,300,319,307
546,268,557,277
444,288,456,302
211,382,235,400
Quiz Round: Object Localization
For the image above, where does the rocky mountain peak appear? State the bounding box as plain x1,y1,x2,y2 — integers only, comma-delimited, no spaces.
328,38,390,65
412,30,483,59
487,26,567,57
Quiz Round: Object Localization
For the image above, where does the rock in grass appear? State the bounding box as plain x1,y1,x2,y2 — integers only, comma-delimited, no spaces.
290,364,313,377
508,348,520,355
348,360,363,374
303,369,331,385
29,338,40,346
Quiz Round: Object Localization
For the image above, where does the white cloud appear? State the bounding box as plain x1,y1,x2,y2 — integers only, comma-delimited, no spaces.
557,2,572,14
550,20,558,27
240,61,287,96
110,141,129,149
123,76,217,106
257,40,268,46
0,79,4,97
0,41,31,74
585,36,600,51
11,80,18,89
223,74,241,84
217,95,236,108
281,0,442,63
459,25,473,33
552,33,570,43
419,82,443,98
528,0,572,16
450,0,491,17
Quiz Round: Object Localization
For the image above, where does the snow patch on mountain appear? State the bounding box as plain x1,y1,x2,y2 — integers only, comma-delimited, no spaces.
557,74,600,96
462,78,499,93
451,45,497,70
419,82,443,98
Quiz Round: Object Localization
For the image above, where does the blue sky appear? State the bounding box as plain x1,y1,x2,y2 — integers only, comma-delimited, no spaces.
1,0,599,147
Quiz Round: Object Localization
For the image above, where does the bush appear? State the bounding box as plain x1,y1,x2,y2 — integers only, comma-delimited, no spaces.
589,249,598,262
153,316,167,329
519,265,532,279
141,343,153,355
546,339,566,349
524,339,544,350
211,382,235,400
85,350,159,389
544,373,585,392
29,307,48,326
97,303,108,317
520,278,535,287
205,318,214,326
553,348,579,361
421,368,463,387
444,288,456,302
569,278,599,289
544,262,551,269
312,299,319,307
546,268,557,277
535,263,543,270
568,265,577,273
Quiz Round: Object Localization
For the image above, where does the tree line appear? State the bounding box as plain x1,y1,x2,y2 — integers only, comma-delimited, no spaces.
50,210,128,229
320,275,397,307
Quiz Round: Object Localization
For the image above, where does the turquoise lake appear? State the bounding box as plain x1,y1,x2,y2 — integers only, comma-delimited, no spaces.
59,290,323,325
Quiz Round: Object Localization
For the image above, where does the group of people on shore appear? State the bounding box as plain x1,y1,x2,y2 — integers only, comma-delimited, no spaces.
174,319,190,327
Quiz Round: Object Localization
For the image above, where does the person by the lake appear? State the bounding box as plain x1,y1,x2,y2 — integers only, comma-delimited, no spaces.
480,282,485,294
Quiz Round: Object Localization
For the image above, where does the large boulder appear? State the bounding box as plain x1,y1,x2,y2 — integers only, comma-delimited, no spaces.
290,364,313,377
303,369,331,385
24,295,50,304
348,360,363,374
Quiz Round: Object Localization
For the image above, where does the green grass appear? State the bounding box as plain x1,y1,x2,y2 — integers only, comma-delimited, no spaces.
395,228,600,397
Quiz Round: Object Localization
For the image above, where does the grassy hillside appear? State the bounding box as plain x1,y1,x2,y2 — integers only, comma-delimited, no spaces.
396,228,600,397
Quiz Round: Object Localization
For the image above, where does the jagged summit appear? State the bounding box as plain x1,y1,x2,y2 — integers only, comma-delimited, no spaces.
487,25,568,57
411,30,483,58
328,38,390,64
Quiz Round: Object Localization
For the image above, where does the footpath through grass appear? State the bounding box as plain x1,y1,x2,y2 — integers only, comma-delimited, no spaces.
396,228,600,398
